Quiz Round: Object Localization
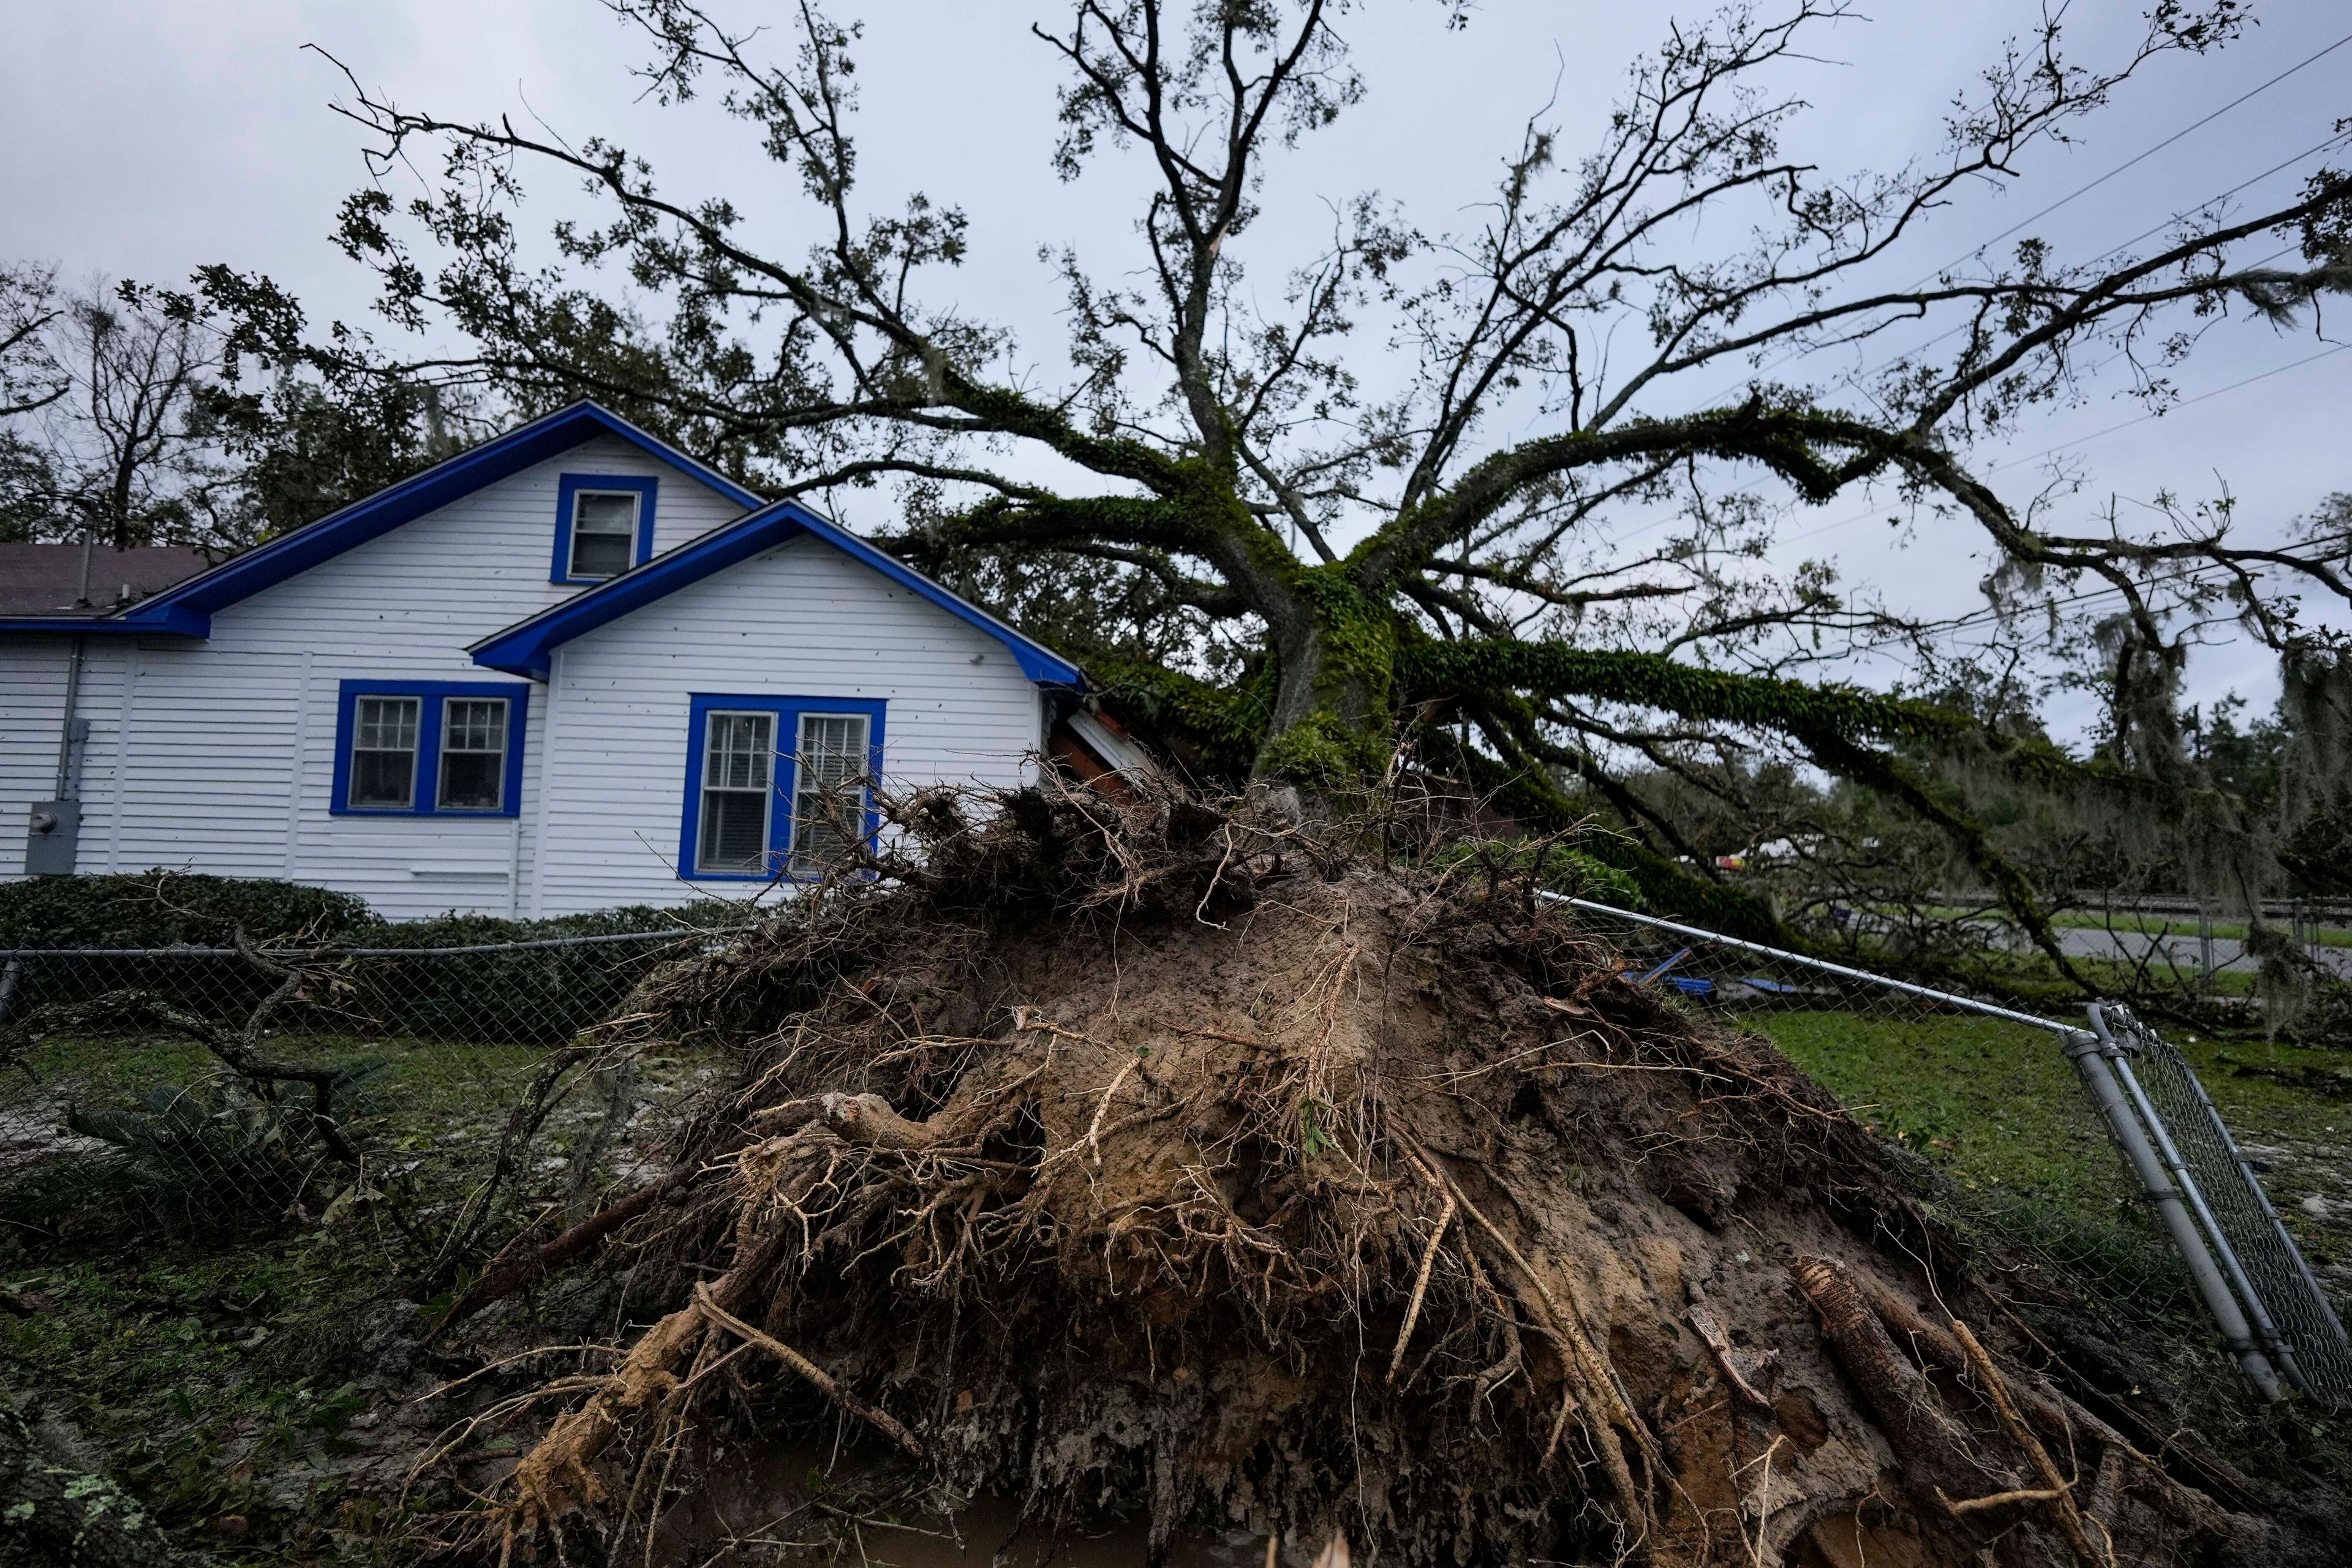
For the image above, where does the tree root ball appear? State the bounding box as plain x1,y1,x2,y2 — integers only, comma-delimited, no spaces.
462,782,2288,1566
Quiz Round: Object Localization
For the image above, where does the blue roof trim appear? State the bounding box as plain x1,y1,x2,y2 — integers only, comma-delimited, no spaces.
468,497,1085,688
0,607,206,636
2,403,764,640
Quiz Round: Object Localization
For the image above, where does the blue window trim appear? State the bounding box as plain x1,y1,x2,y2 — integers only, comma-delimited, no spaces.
676,693,887,881
551,473,660,584
330,679,530,817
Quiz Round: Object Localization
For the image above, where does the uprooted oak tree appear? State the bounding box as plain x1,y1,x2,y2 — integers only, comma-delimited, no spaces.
434,777,2314,1566
195,0,2352,963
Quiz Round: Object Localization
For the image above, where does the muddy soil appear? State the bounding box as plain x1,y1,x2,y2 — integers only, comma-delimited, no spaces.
431,788,2351,1566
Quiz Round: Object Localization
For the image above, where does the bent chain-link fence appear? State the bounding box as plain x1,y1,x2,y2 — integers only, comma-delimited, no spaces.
2087,1002,2352,1409
1544,892,2352,1411
0,929,733,1245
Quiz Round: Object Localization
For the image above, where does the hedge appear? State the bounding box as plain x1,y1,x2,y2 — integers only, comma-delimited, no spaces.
0,872,742,1045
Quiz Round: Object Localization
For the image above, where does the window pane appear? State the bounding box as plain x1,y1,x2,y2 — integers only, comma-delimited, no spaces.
350,696,419,808
575,492,638,534
438,698,508,810
790,714,869,875
704,712,772,792
568,527,632,579
356,696,418,752
698,790,768,871
697,711,775,872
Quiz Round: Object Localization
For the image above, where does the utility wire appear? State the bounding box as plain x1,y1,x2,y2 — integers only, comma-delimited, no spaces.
1985,341,2352,474
1687,28,2352,409
1930,27,2352,278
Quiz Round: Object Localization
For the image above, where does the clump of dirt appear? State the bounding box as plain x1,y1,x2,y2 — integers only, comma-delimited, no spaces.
451,778,2314,1566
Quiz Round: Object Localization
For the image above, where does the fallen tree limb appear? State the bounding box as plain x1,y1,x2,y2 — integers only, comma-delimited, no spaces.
2,986,361,1164
439,1170,693,1329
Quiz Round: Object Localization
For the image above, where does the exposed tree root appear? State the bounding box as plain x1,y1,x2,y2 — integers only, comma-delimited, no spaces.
435,778,2277,1566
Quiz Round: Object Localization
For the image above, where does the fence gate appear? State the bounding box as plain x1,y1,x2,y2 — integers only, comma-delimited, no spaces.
2077,1002,2352,1408
1540,891,2352,1409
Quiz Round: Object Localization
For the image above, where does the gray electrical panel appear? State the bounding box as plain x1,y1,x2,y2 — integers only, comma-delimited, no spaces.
24,800,79,875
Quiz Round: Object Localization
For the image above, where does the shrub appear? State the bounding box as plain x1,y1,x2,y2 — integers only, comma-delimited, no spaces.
0,870,377,951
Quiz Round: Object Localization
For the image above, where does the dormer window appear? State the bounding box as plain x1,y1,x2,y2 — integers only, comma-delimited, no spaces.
568,491,639,578
551,474,660,584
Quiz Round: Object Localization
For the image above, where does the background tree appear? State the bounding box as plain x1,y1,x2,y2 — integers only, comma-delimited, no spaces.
238,0,2352,956
0,268,470,551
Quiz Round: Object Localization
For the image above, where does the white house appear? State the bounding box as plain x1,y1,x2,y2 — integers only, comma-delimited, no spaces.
0,402,1108,919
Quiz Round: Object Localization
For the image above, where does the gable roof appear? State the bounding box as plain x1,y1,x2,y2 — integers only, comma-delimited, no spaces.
0,402,763,638
467,496,1084,687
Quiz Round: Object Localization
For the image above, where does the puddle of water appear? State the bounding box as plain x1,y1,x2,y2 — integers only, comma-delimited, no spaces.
653,1442,1275,1567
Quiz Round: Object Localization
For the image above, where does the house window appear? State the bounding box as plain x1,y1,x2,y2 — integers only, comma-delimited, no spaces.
567,492,639,579
789,714,870,876
350,697,420,809
332,680,530,816
696,711,775,873
552,474,659,584
437,697,511,810
677,695,886,881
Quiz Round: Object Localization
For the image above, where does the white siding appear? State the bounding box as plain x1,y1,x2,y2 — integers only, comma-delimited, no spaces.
531,535,1042,916
0,638,70,876
1,435,750,917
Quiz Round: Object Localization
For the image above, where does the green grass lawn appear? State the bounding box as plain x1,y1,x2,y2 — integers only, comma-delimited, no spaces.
2045,910,2352,949
1743,1005,2352,1274
1,1029,717,1561
1746,1008,2137,1210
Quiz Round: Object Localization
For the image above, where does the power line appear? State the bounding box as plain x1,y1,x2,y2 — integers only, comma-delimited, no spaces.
1986,339,2352,473
1687,28,2352,409
1931,26,2352,278
2079,127,2352,270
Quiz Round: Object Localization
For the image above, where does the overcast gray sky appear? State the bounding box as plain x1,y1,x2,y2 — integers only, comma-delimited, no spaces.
4,1,2346,734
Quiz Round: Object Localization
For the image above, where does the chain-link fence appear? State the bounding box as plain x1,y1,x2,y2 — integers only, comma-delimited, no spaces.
0,928,733,1244
2087,1001,2352,1409
8,892,2346,1408
1545,891,2352,1411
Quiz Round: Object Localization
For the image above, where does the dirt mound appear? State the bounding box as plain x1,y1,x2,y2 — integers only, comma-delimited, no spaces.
459,783,2273,1566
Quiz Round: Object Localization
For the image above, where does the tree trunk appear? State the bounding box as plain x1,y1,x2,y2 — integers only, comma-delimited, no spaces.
1250,567,1400,788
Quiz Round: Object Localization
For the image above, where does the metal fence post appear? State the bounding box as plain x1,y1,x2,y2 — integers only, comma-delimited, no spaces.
2064,1020,2283,1399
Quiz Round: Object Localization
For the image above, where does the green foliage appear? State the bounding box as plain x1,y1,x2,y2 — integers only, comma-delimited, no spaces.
6,1069,382,1234
1087,654,1270,779
1255,709,1385,790
0,871,375,950
1430,835,1643,908
200,374,462,546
